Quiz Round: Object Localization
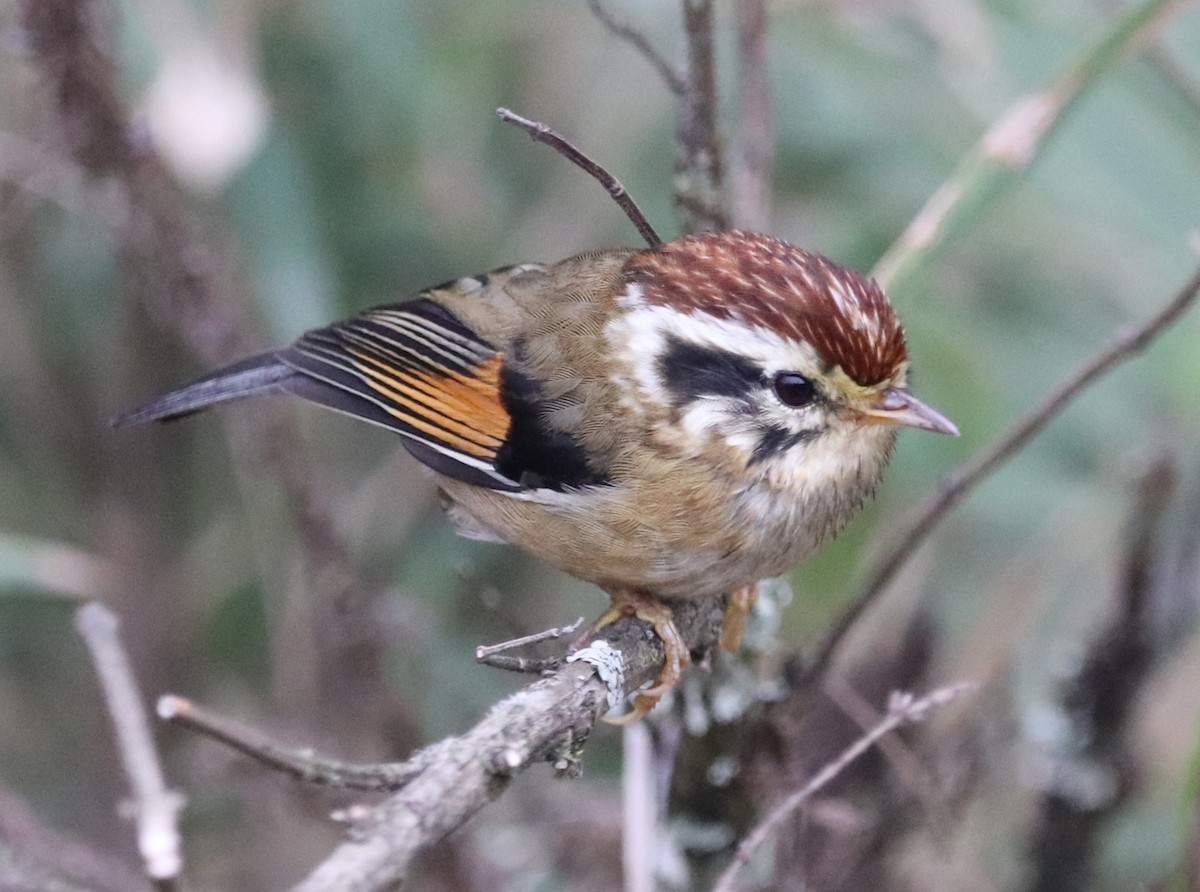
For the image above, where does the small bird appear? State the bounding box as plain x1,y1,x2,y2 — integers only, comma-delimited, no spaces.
115,230,957,720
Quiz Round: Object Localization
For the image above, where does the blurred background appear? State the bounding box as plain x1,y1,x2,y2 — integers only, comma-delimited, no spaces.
1,0,1199,889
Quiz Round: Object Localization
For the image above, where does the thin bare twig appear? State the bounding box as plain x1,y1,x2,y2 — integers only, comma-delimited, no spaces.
804,261,1200,687
475,617,584,660
732,0,773,231
714,682,977,892
586,0,685,95
157,696,430,792
75,603,183,888
475,653,563,674
497,107,662,247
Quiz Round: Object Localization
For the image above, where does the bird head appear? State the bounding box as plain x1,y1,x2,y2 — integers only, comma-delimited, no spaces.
607,230,957,496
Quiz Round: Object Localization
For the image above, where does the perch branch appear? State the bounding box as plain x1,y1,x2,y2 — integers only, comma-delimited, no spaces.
714,682,977,892
804,260,1200,687
75,603,183,887
277,598,725,892
498,107,662,247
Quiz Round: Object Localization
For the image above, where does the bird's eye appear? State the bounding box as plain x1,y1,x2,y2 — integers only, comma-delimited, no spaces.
772,372,816,408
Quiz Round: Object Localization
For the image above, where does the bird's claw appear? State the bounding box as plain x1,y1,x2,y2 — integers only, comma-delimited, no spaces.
586,592,690,724
718,582,759,652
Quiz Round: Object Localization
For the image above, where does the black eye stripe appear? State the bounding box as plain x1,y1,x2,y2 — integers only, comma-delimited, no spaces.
658,336,764,407
749,425,821,464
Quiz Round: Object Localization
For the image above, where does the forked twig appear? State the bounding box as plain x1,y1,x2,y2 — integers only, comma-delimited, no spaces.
713,682,977,892
586,0,727,236
805,261,1200,686
475,617,583,674
497,107,662,247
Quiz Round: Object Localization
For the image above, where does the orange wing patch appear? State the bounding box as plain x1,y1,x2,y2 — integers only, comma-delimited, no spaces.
347,351,509,459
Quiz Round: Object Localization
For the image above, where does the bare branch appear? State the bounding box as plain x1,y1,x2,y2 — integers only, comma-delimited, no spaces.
288,598,726,892
75,603,183,887
804,260,1200,686
732,0,773,231
157,696,430,792
674,0,726,233
713,682,977,892
586,0,686,95
497,107,662,247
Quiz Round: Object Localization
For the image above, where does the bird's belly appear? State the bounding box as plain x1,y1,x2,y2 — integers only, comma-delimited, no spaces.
438,477,828,600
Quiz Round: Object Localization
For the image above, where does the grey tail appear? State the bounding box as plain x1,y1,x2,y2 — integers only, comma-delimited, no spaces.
111,352,296,427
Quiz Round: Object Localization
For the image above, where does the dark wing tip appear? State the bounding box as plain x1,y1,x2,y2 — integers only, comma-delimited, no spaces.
110,352,294,429
109,399,206,428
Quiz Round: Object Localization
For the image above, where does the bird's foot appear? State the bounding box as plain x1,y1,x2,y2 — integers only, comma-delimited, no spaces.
718,583,759,652
587,592,690,724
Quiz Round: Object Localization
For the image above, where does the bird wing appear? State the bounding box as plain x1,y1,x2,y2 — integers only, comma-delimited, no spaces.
114,261,615,494
280,297,523,491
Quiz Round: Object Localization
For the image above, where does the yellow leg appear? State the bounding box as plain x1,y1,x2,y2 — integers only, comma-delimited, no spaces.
719,583,759,652
587,591,690,724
